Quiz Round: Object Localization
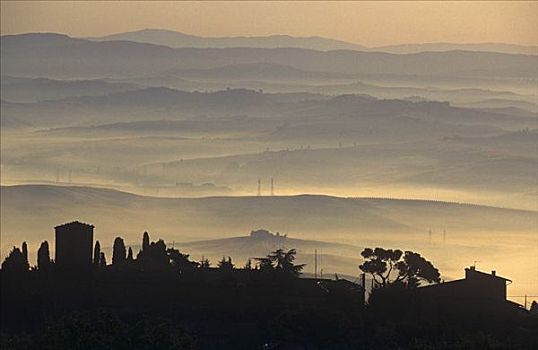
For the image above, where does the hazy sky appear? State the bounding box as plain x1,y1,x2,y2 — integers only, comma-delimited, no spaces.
1,1,537,47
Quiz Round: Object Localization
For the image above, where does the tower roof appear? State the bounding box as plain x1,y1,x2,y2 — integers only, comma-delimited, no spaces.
55,221,95,230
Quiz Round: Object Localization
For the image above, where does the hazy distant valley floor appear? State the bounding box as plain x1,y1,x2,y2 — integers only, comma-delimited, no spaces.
1,184,536,307
2,89,537,209
1,32,537,309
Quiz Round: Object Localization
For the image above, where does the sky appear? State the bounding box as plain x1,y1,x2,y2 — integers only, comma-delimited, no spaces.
1,1,537,47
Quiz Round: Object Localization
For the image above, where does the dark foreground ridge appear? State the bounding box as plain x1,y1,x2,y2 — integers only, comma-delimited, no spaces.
1,221,537,350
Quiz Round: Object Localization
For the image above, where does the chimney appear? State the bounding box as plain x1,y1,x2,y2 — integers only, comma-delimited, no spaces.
465,266,476,279
491,270,496,276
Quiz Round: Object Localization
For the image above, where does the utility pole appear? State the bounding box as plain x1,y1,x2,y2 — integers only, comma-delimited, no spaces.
270,177,274,196
319,249,322,279
257,179,261,196
314,249,318,279
361,273,366,307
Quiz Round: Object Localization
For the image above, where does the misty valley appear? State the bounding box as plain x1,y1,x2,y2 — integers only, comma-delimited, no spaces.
1,27,537,349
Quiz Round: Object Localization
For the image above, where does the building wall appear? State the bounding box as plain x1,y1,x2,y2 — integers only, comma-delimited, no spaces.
55,223,93,270
464,268,507,301
419,268,506,300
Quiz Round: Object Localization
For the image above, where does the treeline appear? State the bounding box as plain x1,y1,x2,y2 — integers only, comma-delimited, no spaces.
2,236,538,349
1,231,304,277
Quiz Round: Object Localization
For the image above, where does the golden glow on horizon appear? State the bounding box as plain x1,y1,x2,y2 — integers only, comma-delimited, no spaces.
1,1,537,47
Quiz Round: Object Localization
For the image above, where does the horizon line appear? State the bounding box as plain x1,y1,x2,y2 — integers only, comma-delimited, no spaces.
2,29,536,49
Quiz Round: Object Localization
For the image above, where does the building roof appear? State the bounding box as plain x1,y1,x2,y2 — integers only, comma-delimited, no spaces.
55,221,95,229
419,267,512,293
466,267,511,282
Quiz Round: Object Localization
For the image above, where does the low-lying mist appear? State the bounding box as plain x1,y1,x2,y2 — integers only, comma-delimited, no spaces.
1,32,537,307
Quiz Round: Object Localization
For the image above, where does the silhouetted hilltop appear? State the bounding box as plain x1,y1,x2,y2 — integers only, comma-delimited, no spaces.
179,228,361,276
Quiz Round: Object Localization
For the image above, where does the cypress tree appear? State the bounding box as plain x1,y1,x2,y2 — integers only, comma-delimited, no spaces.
244,258,253,270
1,247,28,273
21,241,29,267
93,241,101,266
142,232,150,252
99,252,107,267
112,237,126,265
127,247,134,261
37,241,51,271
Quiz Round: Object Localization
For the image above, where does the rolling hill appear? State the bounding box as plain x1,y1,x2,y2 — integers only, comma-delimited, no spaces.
0,76,140,103
2,184,536,288
2,33,535,79
179,229,361,277
2,184,535,249
2,87,534,131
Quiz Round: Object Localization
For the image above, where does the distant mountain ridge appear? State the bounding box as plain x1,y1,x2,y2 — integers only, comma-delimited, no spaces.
3,33,536,81
374,42,538,55
89,29,538,55
90,29,367,51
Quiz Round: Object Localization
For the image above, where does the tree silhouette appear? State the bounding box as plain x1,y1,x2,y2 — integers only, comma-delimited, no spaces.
99,252,107,267
268,249,286,268
112,237,126,265
256,249,304,276
37,241,51,271
218,256,234,272
138,239,169,270
359,247,440,288
244,258,253,270
142,231,150,252
127,247,134,262
256,257,274,272
199,257,210,269
1,247,29,273
395,251,441,287
530,301,538,315
167,249,198,274
93,241,101,267
280,249,304,277
359,248,402,287
21,242,29,267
